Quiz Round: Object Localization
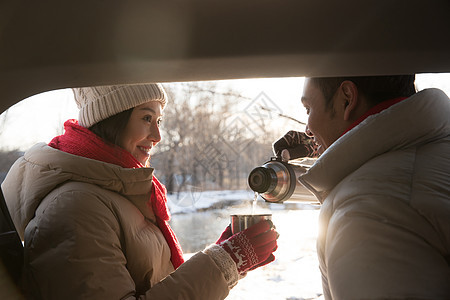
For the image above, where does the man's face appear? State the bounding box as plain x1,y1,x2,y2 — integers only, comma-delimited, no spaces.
301,79,346,154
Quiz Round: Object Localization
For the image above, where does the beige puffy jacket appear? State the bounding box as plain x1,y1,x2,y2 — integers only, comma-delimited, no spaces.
299,89,450,299
2,143,237,299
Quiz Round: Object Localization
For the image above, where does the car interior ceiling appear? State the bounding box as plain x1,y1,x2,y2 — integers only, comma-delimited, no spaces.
1,0,450,114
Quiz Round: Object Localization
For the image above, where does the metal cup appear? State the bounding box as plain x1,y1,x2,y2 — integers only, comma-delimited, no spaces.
230,214,272,234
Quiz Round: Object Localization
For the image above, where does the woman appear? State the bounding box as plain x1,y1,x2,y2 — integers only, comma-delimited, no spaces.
2,84,278,299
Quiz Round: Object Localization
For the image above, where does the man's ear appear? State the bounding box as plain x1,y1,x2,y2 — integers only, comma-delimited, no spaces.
340,81,359,121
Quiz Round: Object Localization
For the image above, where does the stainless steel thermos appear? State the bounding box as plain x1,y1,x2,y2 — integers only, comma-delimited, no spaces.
248,158,317,203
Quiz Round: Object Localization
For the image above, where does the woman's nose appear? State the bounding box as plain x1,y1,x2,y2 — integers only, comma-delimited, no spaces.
149,123,161,144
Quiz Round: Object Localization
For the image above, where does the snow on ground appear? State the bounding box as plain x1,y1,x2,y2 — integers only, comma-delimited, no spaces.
168,190,324,300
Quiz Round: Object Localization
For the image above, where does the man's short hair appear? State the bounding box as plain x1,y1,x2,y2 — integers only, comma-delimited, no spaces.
310,75,416,108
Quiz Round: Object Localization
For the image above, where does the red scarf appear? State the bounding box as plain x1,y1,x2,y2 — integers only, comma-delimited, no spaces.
49,119,184,269
342,97,407,136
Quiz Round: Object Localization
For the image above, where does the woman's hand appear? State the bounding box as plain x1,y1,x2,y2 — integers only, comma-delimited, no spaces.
216,220,278,274
216,224,233,244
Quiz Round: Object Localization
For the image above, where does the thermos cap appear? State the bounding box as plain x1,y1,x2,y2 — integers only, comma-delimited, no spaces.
248,158,317,203
248,167,274,193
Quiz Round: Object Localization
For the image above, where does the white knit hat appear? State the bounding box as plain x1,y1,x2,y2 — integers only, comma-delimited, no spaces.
73,83,167,128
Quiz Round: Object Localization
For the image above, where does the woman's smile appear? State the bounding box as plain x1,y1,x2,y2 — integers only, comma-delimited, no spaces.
118,101,163,166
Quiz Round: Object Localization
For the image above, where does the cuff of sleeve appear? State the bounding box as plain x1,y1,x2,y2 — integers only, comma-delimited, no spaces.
203,244,243,289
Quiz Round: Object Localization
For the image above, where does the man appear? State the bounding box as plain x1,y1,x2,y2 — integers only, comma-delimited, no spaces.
273,75,450,299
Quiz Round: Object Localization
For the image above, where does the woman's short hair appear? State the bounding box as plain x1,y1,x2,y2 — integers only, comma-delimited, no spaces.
88,108,133,146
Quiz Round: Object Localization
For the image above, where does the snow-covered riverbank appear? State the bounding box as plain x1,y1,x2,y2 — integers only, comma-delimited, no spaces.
167,189,320,214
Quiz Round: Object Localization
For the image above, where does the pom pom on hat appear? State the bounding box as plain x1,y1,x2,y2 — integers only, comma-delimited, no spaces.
73,83,167,128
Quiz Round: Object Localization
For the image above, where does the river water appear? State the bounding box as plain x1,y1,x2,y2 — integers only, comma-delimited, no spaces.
169,207,324,300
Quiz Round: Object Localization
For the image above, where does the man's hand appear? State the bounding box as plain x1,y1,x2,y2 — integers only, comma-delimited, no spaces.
273,131,319,161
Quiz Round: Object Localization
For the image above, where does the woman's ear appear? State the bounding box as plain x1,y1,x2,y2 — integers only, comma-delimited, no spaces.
340,81,359,121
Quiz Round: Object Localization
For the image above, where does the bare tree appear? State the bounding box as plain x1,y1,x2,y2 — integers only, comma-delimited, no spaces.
151,82,289,194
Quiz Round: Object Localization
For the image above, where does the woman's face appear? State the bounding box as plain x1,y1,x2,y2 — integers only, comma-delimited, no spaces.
118,101,163,165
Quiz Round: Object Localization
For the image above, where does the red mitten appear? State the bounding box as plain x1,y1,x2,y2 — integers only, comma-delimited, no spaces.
216,224,232,244
218,220,278,274
272,130,319,161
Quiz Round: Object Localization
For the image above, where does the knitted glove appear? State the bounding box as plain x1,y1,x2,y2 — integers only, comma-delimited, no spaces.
216,224,233,244
272,130,319,161
217,220,278,274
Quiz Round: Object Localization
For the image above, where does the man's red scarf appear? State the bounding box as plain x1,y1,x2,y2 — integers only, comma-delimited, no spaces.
49,119,184,269
342,97,407,135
